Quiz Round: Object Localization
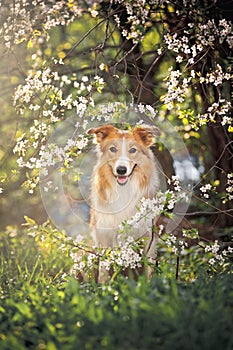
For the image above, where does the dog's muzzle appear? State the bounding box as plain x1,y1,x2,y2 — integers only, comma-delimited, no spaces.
116,164,137,185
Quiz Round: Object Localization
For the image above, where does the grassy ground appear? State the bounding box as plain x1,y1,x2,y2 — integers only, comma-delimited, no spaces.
0,223,232,350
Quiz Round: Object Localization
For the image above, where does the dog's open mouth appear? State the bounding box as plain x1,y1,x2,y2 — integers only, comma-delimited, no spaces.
116,164,137,186
117,176,129,185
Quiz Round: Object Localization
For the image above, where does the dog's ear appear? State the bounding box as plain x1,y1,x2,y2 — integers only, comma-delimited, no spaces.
87,124,118,143
133,125,161,147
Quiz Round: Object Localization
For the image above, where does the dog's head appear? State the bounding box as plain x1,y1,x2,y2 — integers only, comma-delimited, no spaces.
87,124,160,186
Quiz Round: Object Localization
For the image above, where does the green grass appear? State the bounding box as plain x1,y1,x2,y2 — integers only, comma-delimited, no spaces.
0,224,232,350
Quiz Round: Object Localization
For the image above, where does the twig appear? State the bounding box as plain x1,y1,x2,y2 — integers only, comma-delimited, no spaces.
176,256,179,280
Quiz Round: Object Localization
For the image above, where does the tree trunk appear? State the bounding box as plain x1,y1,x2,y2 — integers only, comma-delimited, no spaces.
116,39,175,181
207,117,233,227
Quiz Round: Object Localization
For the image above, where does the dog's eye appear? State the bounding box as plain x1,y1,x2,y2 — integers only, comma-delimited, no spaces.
110,146,117,153
129,147,137,154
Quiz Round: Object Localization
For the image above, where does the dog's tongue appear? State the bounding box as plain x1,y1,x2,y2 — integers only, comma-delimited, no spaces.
117,176,129,185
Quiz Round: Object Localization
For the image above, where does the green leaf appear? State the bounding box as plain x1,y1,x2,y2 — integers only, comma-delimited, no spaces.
23,216,36,226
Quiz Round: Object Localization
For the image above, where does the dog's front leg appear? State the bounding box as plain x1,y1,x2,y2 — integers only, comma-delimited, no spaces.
93,228,118,283
97,260,111,283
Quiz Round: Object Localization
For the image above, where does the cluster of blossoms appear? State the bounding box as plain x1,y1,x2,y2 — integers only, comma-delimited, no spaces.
163,62,231,118
121,195,165,229
180,99,232,129
0,0,83,48
203,64,231,87
70,225,233,278
164,31,204,65
121,187,188,230
197,19,233,49
136,103,157,117
163,13,232,121
164,70,232,127
223,173,233,203
160,227,233,269
200,183,213,199
163,68,194,110
161,232,189,255
201,100,232,127
13,62,99,118
14,121,52,164
167,175,182,192
13,118,88,164
71,236,145,279
14,131,88,193
226,173,233,200
13,58,106,177
40,134,88,170
205,240,233,266
113,0,158,44
71,249,98,276
165,17,233,58
101,236,144,271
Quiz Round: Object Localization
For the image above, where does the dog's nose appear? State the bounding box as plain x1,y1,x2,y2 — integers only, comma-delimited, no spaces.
116,166,127,175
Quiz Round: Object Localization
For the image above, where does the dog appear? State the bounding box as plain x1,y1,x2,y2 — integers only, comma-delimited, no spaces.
87,124,161,281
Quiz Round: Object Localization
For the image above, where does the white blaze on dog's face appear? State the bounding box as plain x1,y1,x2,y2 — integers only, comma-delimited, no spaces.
87,124,160,187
